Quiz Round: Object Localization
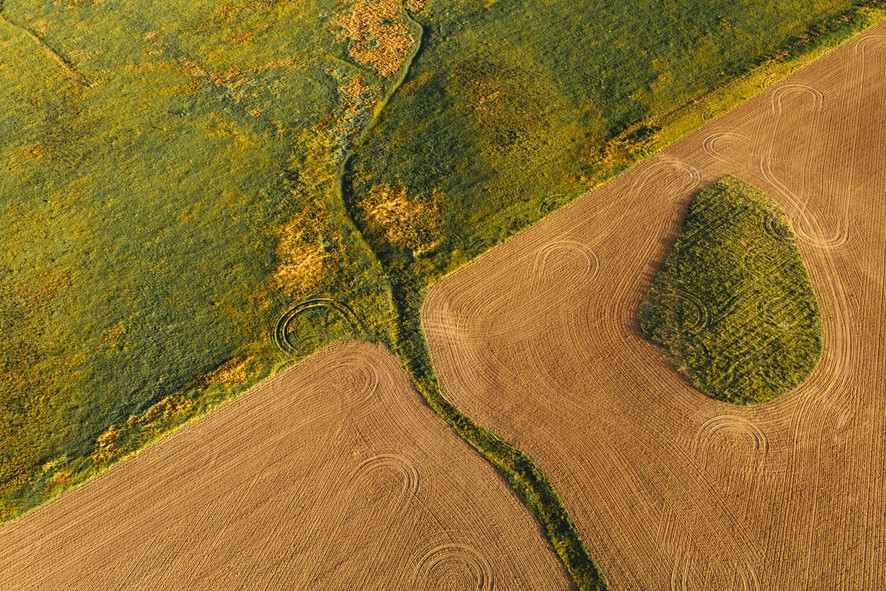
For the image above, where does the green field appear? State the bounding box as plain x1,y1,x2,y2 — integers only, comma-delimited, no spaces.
638,177,823,404
0,0,399,515
347,0,883,272
0,0,881,587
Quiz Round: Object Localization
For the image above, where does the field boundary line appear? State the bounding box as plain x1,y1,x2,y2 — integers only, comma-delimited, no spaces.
0,2,95,87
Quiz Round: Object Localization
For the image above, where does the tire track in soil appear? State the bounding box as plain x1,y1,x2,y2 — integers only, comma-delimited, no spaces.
411,543,495,591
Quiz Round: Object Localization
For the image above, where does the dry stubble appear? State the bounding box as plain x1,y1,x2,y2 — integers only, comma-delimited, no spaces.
0,342,569,590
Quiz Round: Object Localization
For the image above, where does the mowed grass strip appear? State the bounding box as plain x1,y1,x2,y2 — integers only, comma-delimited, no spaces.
638,176,822,404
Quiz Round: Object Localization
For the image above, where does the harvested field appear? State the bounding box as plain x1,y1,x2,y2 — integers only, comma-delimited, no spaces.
424,23,886,590
0,342,568,590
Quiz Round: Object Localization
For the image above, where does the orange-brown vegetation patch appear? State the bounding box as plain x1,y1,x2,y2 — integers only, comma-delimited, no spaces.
336,73,377,146
424,24,886,590
21,144,49,158
40,458,71,486
341,73,371,97
177,56,208,79
48,471,71,486
469,89,501,112
272,198,333,296
200,355,253,387
0,343,569,590
167,54,304,100
216,4,241,24
92,426,123,461
255,57,302,73
231,32,256,46
334,0,416,77
141,396,192,424
360,184,442,252
95,427,120,448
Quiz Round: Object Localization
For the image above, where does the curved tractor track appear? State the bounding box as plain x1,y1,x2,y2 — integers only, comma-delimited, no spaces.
0,342,569,590
424,24,886,590
274,298,366,355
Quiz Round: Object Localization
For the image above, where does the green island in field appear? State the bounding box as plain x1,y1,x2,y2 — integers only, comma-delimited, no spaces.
638,176,823,405
1,0,882,588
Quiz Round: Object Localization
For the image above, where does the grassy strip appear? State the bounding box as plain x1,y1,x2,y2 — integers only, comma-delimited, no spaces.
393,270,607,589
332,5,608,588
638,177,822,404
333,5,608,588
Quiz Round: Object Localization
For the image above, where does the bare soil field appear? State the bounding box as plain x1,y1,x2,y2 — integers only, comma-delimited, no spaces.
424,23,886,590
0,342,568,590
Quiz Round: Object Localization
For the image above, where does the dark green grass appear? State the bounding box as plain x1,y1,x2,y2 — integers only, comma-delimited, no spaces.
349,0,883,272
638,177,823,404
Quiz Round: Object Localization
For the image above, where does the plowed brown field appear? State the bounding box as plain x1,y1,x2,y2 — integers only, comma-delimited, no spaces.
0,342,568,590
425,24,886,590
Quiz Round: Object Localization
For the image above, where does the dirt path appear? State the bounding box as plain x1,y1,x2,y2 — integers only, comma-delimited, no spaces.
0,342,568,590
424,23,886,590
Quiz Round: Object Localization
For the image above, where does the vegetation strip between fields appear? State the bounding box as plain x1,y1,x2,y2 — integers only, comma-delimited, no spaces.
336,3,609,589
